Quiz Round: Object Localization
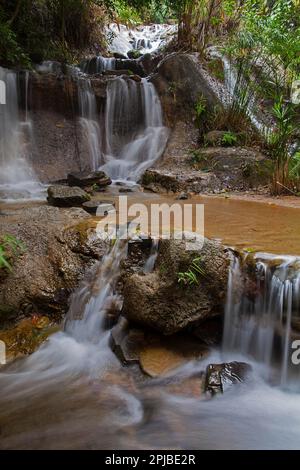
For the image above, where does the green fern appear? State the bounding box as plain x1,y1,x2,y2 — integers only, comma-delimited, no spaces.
178,257,206,286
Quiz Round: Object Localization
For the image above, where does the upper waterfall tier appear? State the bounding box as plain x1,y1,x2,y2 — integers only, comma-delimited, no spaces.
100,77,169,182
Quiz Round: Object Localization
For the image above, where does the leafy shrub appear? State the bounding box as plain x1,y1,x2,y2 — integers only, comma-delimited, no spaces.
221,131,238,147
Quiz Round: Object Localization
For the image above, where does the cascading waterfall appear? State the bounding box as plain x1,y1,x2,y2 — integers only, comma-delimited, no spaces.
223,252,300,388
0,67,44,201
208,48,269,134
100,77,169,181
80,56,116,75
107,23,177,56
78,78,102,170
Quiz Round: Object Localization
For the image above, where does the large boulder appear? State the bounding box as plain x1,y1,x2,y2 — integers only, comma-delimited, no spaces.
150,53,221,126
0,205,107,324
122,238,229,335
47,185,90,207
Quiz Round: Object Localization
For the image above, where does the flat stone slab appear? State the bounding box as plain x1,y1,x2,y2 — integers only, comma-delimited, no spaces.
47,185,90,207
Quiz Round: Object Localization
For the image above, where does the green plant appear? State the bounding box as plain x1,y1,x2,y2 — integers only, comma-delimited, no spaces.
289,152,300,179
178,257,206,286
195,95,207,118
0,235,26,271
221,131,238,147
265,94,297,193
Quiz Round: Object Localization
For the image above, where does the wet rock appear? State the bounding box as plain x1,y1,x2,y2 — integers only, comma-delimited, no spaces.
205,362,252,395
193,317,223,346
0,316,60,362
47,185,90,207
127,50,143,60
103,69,131,77
138,53,162,76
82,200,115,216
113,52,127,60
122,238,229,335
176,192,190,200
110,317,145,365
139,336,208,378
67,171,111,188
118,187,133,193
115,58,145,76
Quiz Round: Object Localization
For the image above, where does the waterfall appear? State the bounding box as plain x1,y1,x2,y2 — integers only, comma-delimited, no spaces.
107,23,178,56
223,252,300,388
65,238,128,343
208,48,270,134
78,78,102,170
0,67,44,201
80,56,116,75
100,77,169,182
143,238,159,273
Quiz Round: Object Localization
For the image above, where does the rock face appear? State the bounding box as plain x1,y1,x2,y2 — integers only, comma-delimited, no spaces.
18,71,108,183
142,143,273,194
47,185,91,207
122,238,229,335
151,53,221,126
0,205,107,324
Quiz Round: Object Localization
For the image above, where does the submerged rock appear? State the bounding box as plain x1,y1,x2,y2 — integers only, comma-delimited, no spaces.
122,238,229,335
205,362,252,395
47,185,90,207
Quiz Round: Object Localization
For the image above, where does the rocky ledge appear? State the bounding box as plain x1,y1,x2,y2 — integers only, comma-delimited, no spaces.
0,205,107,325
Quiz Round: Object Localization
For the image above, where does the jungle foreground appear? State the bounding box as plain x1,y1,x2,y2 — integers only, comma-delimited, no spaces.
0,0,300,451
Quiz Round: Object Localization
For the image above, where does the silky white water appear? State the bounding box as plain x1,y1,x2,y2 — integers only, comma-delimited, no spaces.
223,252,300,389
78,78,103,170
1,237,300,448
0,67,44,201
100,77,169,181
108,23,177,56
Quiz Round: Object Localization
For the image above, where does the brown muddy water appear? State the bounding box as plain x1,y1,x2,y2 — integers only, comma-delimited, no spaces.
100,189,300,256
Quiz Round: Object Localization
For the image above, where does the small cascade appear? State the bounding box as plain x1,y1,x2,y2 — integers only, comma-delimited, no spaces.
101,77,169,181
78,78,102,170
107,23,177,56
208,47,270,134
80,56,116,75
223,252,300,387
143,238,159,273
65,238,128,343
0,67,44,201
